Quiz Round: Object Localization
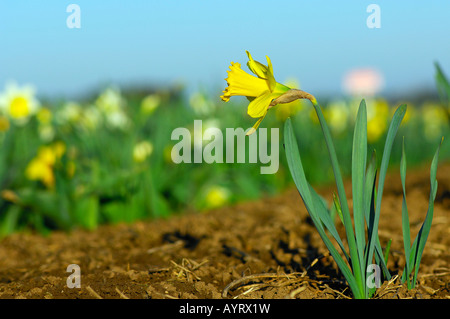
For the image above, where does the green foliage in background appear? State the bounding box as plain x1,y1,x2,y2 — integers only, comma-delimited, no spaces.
0,65,449,237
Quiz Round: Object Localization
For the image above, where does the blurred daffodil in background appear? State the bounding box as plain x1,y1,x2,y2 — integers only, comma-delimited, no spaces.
36,107,52,125
422,102,448,141
95,87,130,130
25,141,67,189
324,100,350,135
366,98,390,143
141,94,161,116
133,140,154,163
202,185,231,210
221,51,291,134
36,107,55,142
0,82,40,125
55,101,83,126
80,106,102,131
190,91,216,116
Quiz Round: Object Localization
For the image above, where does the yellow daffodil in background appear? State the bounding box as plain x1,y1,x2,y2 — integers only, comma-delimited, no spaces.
26,157,54,189
203,185,231,210
366,98,390,143
221,51,291,135
36,107,55,142
190,91,216,116
422,102,448,141
325,100,350,135
133,140,154,163
36,107,52,125
25,141,67,189
141,94,161,115
0,82,40,125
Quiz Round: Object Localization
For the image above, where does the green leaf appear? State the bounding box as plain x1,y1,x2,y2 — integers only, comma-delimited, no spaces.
364,150,391,281
332,192,344,225
309,185,350,263
74,196,99,230
410,137,443,288
0,206,21,237
310,100,364,297
366,104,406,284
284,118,362,298
384,239,392,265
400,137,412,288
435,62,450,107
352,99,368,271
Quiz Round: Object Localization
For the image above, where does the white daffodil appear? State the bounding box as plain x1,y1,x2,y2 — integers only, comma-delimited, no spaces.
0,82,40,125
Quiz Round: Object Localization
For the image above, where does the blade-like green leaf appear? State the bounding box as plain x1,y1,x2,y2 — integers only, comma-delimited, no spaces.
310,100,364,296
410,137,443,288
309,185,350,263
435,62,450,106
384,239,392,265
364,151,391,280
284,118,362,298
352,99,368,271
333,192,344,225
400,137,412,288
365,104,406,287
364,150,377,230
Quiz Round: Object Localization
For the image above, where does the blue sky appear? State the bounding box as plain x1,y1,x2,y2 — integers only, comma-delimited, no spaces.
1,1,449,99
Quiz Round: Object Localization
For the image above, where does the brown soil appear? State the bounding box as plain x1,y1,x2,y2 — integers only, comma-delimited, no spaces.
0,163,449,299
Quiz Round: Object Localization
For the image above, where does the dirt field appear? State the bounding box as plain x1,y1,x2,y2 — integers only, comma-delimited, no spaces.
0,162,449,299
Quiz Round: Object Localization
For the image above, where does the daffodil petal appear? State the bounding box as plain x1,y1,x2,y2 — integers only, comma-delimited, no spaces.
246,51,268,79
246,113,267,136
247,92,278,118
265,56,277,92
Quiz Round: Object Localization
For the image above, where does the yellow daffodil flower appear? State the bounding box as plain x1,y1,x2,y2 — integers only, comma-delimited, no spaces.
367,98,390,143
133,140,154,163
203,185,231,209
25,157,55,189
25,141,68,189
141,94,161,115
221,51,291,135
37,107,52,125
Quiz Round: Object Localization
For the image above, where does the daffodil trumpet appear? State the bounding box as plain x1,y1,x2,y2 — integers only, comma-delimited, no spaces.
221,51,315,135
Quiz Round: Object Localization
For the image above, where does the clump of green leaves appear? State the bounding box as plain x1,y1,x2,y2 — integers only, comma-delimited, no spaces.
284,99,442,299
